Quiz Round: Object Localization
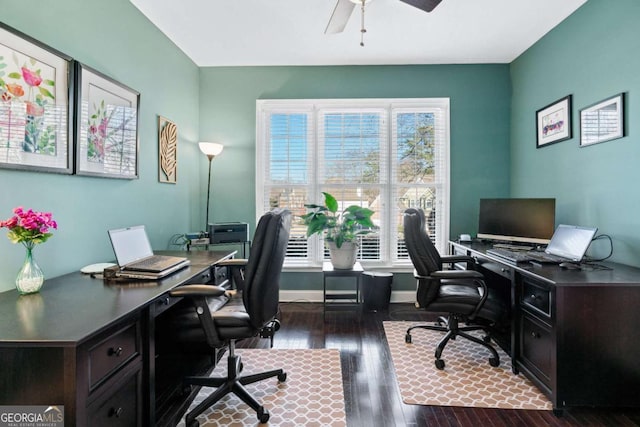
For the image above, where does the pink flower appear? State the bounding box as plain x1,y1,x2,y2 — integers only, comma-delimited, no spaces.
89,125,97,135
1,207,57,245
21,67,42,87
98,118,109,138
25,101,44,117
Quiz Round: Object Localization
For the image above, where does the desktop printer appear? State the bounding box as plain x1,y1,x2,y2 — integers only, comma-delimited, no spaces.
209,222,249,244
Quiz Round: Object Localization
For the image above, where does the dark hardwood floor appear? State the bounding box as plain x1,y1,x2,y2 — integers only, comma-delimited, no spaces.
237,302,640,427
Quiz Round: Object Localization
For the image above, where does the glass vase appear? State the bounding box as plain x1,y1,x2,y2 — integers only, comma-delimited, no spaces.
15,245,44,295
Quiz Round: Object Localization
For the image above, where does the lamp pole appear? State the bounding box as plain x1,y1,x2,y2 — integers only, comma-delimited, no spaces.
198,142,224,233
205,153,214,231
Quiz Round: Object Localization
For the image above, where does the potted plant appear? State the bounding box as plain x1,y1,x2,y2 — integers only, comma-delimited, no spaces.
301,192,376,269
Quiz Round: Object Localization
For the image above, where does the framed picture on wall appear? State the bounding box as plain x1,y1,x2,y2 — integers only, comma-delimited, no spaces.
536,95,572,148
158,115,177,184
74,62,139,179
580,93,625,147
0,22,74,174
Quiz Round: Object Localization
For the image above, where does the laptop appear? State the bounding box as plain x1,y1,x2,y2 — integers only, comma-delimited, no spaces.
108,225,190,279
528,224,598,264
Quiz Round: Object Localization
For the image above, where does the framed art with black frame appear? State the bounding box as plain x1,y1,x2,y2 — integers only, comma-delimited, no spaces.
536,95,572,148
580,93,625,147
74,62,139,179
0,22,74,174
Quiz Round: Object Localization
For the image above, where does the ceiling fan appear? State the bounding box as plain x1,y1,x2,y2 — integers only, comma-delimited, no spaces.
325,0,443,46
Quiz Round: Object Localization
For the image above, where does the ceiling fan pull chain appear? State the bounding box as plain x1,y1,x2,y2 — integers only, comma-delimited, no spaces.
360,0,367,46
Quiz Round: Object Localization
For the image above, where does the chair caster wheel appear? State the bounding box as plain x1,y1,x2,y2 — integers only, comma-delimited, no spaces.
405,333,412,344
278,372,287,382
435,359,445,370
489,357,500,367
273,319,281,331
257,406,270,423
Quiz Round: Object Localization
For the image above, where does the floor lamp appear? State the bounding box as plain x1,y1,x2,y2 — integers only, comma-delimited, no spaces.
199,142,224,233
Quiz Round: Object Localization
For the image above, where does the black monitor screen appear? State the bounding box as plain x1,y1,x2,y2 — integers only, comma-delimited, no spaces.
478,198,556,245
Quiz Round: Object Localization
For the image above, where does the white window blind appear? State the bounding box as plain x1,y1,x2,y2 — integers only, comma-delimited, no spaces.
256,99,449,267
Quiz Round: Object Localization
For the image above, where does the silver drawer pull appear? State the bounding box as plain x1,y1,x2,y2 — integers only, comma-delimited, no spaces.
108,407,123,418
530,294,538,300
108,346,123,357
531,331,540,338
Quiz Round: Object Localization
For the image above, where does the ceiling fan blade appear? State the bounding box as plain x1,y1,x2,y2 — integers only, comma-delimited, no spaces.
398,0,443,13
325,0,356,34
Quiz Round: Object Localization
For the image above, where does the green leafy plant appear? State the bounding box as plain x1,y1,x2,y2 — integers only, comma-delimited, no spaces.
301,192,375,248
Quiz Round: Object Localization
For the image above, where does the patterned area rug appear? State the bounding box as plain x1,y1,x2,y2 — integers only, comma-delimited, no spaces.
384,321,552,410
178,348,347,426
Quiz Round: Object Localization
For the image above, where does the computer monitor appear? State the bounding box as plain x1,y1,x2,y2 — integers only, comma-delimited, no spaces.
477,198,556,245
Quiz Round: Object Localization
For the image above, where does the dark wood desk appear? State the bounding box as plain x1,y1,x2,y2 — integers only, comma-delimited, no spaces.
450,241,640,413
0,250,234,426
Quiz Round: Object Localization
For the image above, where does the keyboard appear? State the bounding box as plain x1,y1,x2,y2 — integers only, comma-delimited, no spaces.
526,251,566,264
486,248,532,263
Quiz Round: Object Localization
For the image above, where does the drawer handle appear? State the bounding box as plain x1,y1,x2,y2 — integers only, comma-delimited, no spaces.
531,331,540,339
501,268,508,273
108,407,123,418
530,294,538,300
158,296,169,306
108,346,123,357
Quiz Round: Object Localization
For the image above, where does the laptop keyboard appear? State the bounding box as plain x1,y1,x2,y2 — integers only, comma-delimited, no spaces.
131,256,165,268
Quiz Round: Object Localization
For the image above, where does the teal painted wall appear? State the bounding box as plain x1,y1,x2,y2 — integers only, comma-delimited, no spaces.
510,0,640,266
199,66,511,239
0,0,201,292
199,65,511,290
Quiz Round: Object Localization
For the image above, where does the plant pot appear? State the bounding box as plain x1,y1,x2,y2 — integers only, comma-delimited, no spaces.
327,241,358,269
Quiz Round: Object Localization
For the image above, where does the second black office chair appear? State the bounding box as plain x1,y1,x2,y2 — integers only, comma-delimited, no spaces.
403,208,507,370
168,209,291,425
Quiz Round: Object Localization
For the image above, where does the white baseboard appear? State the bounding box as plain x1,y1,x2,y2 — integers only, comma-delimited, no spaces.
279,290,415,303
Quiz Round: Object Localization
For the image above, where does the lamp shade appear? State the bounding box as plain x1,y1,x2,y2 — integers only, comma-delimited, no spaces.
199,142,224,157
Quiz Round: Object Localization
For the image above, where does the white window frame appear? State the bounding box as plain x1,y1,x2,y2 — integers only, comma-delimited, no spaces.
256,98,450,269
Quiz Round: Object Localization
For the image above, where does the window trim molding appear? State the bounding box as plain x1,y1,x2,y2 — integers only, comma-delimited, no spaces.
256,98,450,268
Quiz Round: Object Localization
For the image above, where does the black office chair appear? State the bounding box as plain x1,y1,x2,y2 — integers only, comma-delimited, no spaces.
403,208,506,370
168,208,291,425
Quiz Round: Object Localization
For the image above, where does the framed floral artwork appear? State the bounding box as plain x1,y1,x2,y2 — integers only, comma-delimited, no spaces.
75,62,139,179
536,95,572,148
0,22,74,174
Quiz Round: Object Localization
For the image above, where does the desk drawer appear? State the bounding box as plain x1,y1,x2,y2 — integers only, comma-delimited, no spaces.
88,322,140,390
519,314,552,388
86,367,141,426
473,254,513,280
521,278,551,317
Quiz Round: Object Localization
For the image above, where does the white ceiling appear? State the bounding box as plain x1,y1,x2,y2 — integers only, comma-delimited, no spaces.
130,0,587,67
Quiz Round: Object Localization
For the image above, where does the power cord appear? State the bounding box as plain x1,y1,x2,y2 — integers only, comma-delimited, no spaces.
584,234,613,263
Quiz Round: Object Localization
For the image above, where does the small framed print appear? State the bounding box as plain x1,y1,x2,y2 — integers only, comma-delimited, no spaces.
580,93,625,147
75,62,139,179
158,115,177,184
536,95,572,148
0,22,74,174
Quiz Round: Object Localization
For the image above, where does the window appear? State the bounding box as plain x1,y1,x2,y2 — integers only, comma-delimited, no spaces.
256,98,450,268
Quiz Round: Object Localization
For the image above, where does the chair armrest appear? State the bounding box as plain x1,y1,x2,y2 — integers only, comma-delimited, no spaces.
441,255,475,264
169,284,228,298
216,259,248,267
441,255,477,271
430,270,484,279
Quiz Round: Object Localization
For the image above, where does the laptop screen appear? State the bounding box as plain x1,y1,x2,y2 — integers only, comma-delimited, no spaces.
108,225,154,266
545,224,598,262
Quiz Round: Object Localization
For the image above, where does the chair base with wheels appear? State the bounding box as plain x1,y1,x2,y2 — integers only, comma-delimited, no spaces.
405,314,500,370
183,339,287,426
